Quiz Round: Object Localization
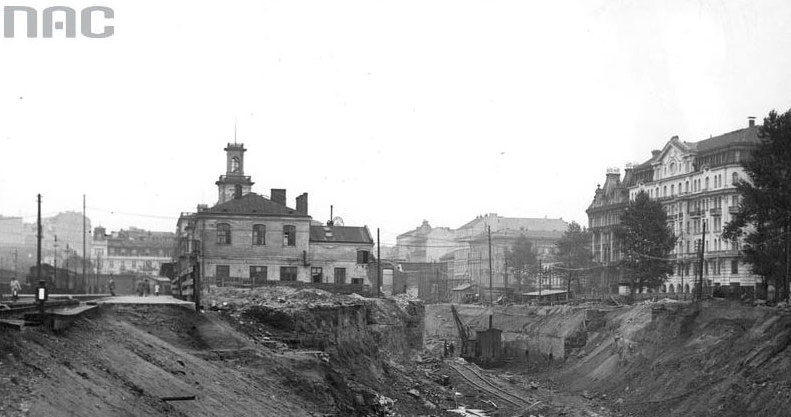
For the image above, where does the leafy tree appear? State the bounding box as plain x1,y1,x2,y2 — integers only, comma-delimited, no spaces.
555,221,593,294
615,191,677,295
505,235,538,291
724,108,791,301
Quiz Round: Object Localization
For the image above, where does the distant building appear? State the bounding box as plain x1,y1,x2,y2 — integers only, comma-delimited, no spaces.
396,220,455,262
173,143,374,297
395,214,569,302
588,118,763,296
93,226,176,277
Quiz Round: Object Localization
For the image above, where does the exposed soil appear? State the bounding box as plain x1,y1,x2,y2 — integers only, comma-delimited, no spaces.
3,290,790,417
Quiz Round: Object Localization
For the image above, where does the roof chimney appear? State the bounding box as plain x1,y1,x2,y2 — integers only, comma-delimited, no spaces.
271,189,286,206
748,116,756,127
651,149,661,158
296,193,308,215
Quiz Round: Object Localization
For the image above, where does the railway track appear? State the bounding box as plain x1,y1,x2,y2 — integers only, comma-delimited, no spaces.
448,361,537,410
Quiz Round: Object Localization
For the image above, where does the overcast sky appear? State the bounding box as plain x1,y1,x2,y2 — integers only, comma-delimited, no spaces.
1,0,790,245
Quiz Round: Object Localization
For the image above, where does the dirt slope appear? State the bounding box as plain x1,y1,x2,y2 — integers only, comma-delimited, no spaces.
555,300,791,417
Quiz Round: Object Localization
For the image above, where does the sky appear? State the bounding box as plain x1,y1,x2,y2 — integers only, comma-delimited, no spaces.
1,0,790,246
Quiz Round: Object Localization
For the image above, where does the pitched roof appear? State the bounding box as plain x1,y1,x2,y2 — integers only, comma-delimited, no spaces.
202,193,308,217
685,126,760,153
310,225,373,244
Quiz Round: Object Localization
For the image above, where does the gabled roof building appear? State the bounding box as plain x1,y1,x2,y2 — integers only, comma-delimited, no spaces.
173,143,374,299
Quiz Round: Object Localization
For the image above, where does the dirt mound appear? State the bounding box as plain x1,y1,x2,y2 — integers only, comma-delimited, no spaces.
555,300,791,417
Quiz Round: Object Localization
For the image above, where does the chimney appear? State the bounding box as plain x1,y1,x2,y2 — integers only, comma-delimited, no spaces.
748,116,756,127
296,193,308,215
93,226,106,241
651,149,661,158
271,189,287,206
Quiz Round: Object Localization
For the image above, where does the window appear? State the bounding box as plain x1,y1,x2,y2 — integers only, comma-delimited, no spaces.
280,266,297,281
216,265,230,281
351,278,364,285
334,268,346,284
685,181,689,193
671,184,675,196
357,250,370,264
705,177,709,190
253,224,266,245
732,172,739,185
283,225,296,246
731,260,739,275
231,156,240,172
217,223,231,245
250,266,267,283
311,267,323,283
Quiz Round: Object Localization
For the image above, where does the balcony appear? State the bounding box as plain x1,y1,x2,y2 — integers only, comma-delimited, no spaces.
689,210,703,217
710,207,722,216
728,206,739,215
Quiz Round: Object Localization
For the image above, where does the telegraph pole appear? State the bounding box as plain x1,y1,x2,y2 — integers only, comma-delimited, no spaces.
53,235,58,285
377,228,381,297
487,226,493,305
37,194,42,283
82,194,87,293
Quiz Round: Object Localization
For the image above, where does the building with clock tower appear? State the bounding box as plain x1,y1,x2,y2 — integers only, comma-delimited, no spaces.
215,143,254,204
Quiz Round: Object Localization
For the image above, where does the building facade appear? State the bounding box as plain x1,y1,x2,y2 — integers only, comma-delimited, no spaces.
588,118,762,295
93,227,176,277
173,143,374,297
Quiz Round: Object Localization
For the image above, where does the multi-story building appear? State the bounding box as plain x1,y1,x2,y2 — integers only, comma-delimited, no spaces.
395,214,568,301
586,168,630,294
396,220,456,262
173,143,374,296
93,227,176,277
588,118,762,295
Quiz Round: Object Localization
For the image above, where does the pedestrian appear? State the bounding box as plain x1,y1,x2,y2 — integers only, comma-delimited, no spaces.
108,279,116,297
136,280,143,296
154,283,160,296
449,342,455,357
9,277,22,302
144,278,150,297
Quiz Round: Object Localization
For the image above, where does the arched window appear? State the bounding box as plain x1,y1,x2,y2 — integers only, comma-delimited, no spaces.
685,181,689,193
253,224,266,245
671,184,675,195
732,172,738,185
705,177,709,189
231,156,240,173
217,223,231,245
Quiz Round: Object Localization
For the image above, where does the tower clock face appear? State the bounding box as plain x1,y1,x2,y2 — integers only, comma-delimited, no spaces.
231,157,240,173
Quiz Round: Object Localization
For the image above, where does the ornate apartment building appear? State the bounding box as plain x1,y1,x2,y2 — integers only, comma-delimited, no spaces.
588,118,762,295
173,143,374,297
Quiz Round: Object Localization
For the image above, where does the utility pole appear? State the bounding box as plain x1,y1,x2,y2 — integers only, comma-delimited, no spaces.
82,194,86,294
487,226,493,306
377,228,381,297
53,235,58,286
538,259,542,298
785,220,790,302
13,248,18,278
37,194,42,284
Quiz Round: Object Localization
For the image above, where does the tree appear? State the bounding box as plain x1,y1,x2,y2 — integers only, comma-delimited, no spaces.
555,221,593,294
724,108,791,302
615,191,677,295
505,235,538,291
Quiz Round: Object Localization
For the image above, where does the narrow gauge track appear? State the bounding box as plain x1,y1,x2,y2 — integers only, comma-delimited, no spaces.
448,362,535,409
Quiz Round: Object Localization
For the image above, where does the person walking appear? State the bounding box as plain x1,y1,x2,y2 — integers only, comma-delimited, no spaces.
108,279,116,297
154,283,160,296
9,277,22,302
143,278,150,297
